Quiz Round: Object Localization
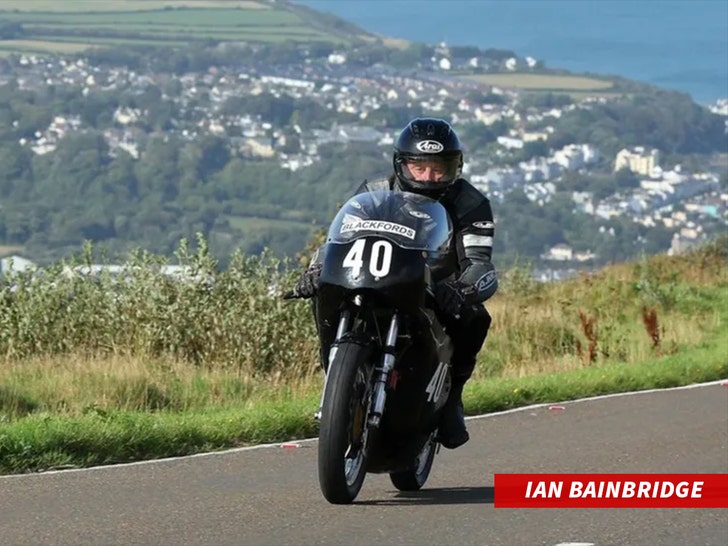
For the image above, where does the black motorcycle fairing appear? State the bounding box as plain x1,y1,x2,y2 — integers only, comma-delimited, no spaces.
318,240,428,313
318,191,452,314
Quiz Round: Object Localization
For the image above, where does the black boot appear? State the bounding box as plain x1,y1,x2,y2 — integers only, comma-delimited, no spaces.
437,379,469,449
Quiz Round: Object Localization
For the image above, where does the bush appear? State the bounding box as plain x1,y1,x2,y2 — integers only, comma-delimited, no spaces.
0,235,319,378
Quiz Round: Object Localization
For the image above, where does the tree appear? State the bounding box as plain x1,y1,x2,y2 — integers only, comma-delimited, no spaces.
105,151,139,200
73,91,119,128
387,43,429,69
11,102,53,139
37,132,110,204
552,92,728,156
241,92,295,126
458,121,508,150
520,139,549,161
614,167,640,189
195,135,231,179
134,137,180,201
519,93,573,110
0,143,32,198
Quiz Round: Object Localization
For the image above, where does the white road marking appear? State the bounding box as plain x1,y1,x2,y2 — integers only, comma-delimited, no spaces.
465,378,727,421
554,543,595,546
1,379,725,479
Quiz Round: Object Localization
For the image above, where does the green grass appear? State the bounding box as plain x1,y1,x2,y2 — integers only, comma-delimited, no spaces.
0,397,320,473
28,36,190,47
522,89,630,100
1,8,301,25
0,345,725,475
465,337,728,414
462,72,615,91
0,39,96,53
0,0,270,11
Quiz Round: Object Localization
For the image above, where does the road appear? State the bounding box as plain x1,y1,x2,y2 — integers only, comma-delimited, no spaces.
1,382,726,546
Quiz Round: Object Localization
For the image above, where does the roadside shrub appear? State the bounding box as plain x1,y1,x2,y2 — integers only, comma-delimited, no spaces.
0,236,319,378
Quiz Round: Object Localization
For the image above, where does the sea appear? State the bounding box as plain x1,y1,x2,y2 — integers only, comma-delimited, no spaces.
297,0,728,106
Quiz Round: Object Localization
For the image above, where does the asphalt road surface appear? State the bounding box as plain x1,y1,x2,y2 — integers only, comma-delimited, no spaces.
1,382,726,546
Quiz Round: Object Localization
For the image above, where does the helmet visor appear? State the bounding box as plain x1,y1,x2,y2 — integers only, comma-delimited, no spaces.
400,155,461,186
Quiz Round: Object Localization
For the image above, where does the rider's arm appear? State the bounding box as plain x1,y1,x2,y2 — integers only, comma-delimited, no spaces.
453,198,498,303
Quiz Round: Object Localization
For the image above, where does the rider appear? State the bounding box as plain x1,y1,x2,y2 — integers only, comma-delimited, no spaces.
292,117,498,450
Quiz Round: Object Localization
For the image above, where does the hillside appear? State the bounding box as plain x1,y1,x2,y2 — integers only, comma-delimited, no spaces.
0,0,375,54
0,1,725,269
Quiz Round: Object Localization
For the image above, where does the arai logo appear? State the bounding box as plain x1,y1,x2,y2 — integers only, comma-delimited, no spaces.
416,140,444,153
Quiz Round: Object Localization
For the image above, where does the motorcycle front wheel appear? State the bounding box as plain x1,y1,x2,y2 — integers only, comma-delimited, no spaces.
317,341,373,504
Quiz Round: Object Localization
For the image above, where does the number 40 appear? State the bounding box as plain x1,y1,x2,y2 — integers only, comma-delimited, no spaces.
342,239,393,278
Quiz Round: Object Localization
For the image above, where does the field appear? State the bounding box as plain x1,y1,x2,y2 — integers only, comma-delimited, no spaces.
0,0,353,54
0,0,270,11
463,72,615,91
0,38,96,53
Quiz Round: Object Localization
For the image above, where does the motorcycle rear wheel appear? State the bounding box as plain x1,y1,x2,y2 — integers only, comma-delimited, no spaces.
389,434,437,491
318,341,373,504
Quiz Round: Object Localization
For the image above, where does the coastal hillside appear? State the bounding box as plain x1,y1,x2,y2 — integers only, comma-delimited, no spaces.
0,0,375,54
0,0,725,270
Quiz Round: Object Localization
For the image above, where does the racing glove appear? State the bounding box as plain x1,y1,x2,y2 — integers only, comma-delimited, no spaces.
433,280,479,320
292,263,322,299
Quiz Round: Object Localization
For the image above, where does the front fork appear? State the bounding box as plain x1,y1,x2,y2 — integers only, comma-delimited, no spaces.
314,310,400,430
367,313,399,428
314,309,351,421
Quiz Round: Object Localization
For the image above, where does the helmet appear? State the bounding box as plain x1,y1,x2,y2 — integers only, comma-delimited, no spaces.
392,118,463,197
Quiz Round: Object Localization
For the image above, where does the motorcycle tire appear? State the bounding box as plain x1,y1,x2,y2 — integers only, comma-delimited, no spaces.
318,341,373,504
389,434,437,491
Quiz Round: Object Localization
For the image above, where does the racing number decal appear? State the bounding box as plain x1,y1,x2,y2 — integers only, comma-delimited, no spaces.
369,240,393,277
342,239,393,278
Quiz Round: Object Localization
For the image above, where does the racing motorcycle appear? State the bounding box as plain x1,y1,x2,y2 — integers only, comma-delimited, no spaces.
287,190,457,504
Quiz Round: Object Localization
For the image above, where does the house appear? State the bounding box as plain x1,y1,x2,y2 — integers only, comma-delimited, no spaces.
0,255,36,275
497,136,524,149
522,131,549,142
242,137,274,158
614,147,660,176
541,244,574,261
65,264,198,282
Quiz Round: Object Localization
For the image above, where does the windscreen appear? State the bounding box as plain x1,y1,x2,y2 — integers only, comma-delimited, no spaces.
327,190,452,252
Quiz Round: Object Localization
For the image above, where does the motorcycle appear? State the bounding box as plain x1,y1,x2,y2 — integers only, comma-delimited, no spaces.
287,190,457,504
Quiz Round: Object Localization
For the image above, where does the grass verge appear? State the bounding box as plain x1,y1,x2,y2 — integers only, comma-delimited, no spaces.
1,332,725,475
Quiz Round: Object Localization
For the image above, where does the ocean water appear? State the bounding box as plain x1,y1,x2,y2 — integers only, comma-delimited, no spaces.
298,0,728,105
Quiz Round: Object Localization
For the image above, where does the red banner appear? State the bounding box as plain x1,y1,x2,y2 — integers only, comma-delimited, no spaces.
494,473,728,508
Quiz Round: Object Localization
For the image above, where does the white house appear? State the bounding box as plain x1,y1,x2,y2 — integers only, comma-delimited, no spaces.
0,255,36,275
614,146,660,175
542,244,574,261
